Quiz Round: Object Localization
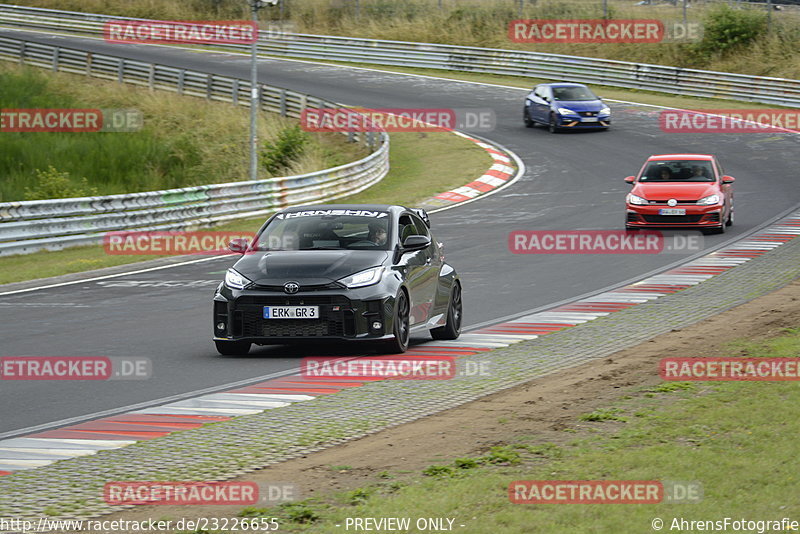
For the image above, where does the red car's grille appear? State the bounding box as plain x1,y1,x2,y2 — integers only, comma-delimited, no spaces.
641,214,704,224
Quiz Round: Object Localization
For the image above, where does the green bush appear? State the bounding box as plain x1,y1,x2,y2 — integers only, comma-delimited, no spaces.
694,5,767,56
23,166,98,200
260,124,310,175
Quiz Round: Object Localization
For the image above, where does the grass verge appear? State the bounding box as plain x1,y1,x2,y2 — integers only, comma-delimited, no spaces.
234,328,800,533
0,130,490,285
0,62,366,202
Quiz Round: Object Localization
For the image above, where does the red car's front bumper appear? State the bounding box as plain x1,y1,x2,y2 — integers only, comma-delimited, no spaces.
625,204,725,228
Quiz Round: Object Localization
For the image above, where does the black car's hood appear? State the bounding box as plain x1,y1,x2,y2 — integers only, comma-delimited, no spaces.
233,250,389,286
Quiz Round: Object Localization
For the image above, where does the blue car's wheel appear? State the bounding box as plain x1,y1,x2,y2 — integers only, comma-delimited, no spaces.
524,107,535,128
548,113,560,133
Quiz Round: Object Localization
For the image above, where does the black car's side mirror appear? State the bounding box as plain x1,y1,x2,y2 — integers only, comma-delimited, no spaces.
228,238,249,254
402,235,431,252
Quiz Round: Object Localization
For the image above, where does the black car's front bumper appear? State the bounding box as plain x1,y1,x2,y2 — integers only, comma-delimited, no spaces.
213,285,397,344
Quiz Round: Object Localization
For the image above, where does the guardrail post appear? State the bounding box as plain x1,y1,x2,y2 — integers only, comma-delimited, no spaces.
18,41,24,64
52,47,60,72
279,90,288,117
232,79,240,105
86,52,92,76
206,73,213,100
178,69,185,95
148,64,155,91
117,58,124,83
258,84,264,111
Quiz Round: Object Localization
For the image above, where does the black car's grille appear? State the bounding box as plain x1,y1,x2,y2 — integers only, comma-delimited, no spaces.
251,283,341,292
243,317,341,337
236,296,350,306
234,295,352,338
641,214,704,224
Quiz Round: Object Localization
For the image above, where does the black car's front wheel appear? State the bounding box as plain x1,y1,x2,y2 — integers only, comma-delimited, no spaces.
431,282,462,341
384,290,410,354
215,340,251,356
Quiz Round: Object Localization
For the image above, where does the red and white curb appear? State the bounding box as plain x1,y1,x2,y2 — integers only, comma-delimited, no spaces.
1,218,797,476
431,132,516,204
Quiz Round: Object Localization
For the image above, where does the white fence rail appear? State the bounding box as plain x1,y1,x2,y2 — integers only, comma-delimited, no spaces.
0,36,390,256
0,3,798,107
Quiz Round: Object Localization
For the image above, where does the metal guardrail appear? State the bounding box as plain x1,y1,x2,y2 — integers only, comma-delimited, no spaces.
0,3,798,107
0,36,390,256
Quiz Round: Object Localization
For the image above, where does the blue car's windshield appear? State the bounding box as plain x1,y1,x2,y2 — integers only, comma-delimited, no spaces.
552,86,598,101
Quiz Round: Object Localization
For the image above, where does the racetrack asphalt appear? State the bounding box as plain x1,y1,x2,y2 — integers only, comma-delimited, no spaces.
0,28,798,435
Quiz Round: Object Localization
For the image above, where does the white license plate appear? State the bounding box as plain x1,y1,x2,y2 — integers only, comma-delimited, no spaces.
263,306,319,319
659,208,686,215
582,117,599,122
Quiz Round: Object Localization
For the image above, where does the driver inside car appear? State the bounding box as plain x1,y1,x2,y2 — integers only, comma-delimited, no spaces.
367,223,388,246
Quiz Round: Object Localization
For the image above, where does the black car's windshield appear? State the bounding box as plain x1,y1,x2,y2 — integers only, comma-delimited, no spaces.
254,211,391,251
639,161,715,182
552,86,598,102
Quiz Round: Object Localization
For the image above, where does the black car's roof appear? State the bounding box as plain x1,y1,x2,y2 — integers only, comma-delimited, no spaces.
278,204,411,214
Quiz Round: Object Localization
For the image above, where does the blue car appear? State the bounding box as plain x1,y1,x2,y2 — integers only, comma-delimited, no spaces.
524,83,611,133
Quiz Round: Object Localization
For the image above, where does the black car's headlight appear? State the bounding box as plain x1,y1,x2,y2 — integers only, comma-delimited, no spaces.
225,268,252,290
338,267,384,289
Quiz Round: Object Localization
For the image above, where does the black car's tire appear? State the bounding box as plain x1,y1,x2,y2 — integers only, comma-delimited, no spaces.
215,340,251,356
548,113,560,133
431,282,462,341
523,108,535,128
384,290,410,354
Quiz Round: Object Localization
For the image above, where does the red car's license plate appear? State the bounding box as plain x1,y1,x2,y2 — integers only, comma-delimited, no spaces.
659,208,686,215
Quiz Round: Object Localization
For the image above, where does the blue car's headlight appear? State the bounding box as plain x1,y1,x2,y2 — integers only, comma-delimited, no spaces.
557,107,578,116
600,106,611,115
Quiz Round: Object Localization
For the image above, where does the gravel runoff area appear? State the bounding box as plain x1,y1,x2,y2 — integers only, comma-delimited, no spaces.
0,213,799,520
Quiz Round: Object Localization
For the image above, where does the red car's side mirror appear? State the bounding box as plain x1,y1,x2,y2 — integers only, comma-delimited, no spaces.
624,176,636,184
721,175,735,184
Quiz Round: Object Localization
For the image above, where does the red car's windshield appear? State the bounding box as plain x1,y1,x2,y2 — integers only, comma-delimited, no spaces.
639,160,715,183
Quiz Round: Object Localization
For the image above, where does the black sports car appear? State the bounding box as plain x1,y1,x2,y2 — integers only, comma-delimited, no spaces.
213,204,462,355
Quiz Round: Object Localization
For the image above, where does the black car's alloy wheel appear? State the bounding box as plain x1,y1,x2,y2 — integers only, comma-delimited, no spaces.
215,340,251,356
431,283,462,340
385,290,410,353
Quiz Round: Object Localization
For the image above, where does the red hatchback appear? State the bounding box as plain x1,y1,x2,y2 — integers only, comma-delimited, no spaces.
624,154,735,234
